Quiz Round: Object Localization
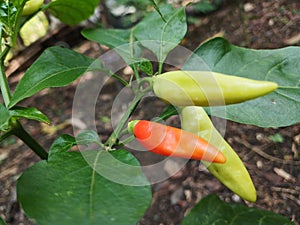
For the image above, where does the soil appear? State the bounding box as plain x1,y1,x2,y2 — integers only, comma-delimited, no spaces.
1,1,300,225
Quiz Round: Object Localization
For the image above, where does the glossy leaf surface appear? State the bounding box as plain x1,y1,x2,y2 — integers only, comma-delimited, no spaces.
9,47,94,108
134,4,187,64
181,194,295,225
9,106,50,124
47,0,99,25
17,135,151,225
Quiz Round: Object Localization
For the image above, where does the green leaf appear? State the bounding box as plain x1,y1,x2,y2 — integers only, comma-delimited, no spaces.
181,194,295,225
82,28,131,49
133,4,187,64
9,106,50,124
268,133,284,143
9,46,94,108
12,0,27,8
82,28,143,66
46,0,100,25
1,105,49,132
0,104,10,131
183,37,300,127
76,130,102,146
0,216,7,225
192,0,223,14
17,135,151,225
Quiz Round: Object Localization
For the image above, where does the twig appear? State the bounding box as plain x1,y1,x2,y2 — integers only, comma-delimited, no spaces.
281,193,300,206
233,137,300,166
271,186,300,195
274,167,296,182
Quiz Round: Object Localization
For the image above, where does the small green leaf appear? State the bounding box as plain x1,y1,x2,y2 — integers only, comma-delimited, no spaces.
0,216,7,225
99,116,110,123
1,106,50,132
183,37,300,127
9,106,50,124
269,133,284,143
134,5,187,64
46,0,100,25
181,194,295,225
137,59,153,75
0,104,10,131
9,46,94,108
17,135,151,225
48,134,76,156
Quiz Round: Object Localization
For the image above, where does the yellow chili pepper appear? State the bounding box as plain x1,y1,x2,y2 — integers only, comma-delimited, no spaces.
22,0,43,16
153,71,278,106
180,106,257,202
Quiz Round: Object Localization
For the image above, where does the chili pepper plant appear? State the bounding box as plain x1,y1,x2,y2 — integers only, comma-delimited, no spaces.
0,0,299,225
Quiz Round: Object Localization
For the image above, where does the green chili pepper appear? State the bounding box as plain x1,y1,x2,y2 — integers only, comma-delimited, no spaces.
180,106,257,202
128,120,226,163
153,71,278,106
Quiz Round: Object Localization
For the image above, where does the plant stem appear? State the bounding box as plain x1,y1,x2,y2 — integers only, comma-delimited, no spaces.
111,73,128,86
105,92,144,148
151,0,167,22
12,120,48,160
0,130,14,143
129,29,140,81
158,61,163,74
132,64,140,80
11,1,26,48
117,134,135,146
0,54,11,107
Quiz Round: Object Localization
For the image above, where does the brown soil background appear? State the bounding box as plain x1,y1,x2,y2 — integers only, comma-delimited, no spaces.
1,1,300,224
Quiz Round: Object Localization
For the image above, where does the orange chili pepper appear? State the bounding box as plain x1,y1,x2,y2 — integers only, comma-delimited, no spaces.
128,120,226,163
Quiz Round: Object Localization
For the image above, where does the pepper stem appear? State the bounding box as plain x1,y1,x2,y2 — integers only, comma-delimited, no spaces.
127,120,140,134
105,76,153,147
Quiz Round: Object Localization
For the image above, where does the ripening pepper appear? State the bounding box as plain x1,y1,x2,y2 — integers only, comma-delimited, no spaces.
153,71,278,106
128,120,226,163
180,106,256,202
